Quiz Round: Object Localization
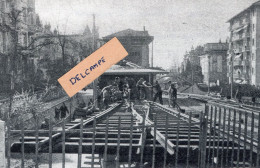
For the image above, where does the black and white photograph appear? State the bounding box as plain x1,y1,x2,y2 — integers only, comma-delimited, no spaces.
1,0,260,167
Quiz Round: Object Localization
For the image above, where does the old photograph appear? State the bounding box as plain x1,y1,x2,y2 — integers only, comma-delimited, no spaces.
1,0,260,167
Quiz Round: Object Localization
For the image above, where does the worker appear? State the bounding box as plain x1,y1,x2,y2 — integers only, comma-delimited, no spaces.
164,82,177,108
60,103,69,119
102,85,112,109
152,80,163,105
136,78,151,99
54,107,60,121
170,83,178,108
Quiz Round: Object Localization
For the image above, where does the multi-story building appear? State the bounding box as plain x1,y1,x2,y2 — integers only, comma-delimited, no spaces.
0,0,38,92
199,42,228,86
227,1,260,85
102,27,154,68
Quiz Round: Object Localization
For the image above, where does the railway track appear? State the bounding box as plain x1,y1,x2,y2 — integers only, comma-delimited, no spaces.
9,99,259,167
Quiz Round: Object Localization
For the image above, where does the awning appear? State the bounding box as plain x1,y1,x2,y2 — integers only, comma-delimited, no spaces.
104,68,168,75
233,25,248,33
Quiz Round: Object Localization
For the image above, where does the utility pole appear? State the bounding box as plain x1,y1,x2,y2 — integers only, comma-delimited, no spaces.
92,14,98,109
207,55,210,95
230,44,234,99
151,40,153,68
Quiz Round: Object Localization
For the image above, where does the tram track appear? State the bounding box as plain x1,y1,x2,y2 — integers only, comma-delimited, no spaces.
9,98,258,167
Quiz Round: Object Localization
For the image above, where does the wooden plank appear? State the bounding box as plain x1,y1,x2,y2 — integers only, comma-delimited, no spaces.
225,108,231,167
128,115,133,168
103,117,109,168
48,116,52,168
231,109,236,165
187,111,192,168
207,106,213,168
62,120,65,168
116,117,121,168
216,107,221,165
236,111,242,168
152,112,157,168
256,114,260,168
220,108,226,167
39,103,120,148
242,113,248,167
211,106,217,167
35,118,39,168
250,112,254,167
132,103,175,155
21,120,25,168
91,118,97,168
77,118,83,168
163,114,169,168
175,111,180,168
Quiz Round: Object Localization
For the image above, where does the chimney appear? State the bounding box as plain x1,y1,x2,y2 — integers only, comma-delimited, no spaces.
143,26,146,31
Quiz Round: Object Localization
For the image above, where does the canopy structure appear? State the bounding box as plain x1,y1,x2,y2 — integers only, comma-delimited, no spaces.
103,61,168,75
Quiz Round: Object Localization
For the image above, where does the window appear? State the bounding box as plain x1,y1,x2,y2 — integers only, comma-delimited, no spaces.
253,38,255,46
131,52,140,57
253,24,255,31
252,53,254,60
217,56,222,72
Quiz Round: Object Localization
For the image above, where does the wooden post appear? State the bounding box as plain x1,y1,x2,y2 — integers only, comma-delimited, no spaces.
0,120,5,168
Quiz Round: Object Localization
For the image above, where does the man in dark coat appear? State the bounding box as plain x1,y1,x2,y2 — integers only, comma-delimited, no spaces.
60,103,69,119
152,80,163,104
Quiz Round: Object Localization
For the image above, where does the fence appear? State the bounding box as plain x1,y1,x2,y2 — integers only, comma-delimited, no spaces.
3,101,260,168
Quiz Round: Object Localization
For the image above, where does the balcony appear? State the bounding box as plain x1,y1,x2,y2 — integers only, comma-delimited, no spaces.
232,35,243,42
233,73,242,79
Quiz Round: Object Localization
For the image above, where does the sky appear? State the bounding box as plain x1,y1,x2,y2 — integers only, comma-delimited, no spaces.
35,0,257,69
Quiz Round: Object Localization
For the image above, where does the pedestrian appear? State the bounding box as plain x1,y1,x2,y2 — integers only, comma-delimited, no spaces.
151,80,163,105
235,85,243,107
60,103,69,119
54,107,60,121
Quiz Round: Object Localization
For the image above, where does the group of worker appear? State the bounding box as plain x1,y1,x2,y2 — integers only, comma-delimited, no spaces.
98,77,178,109
150,80,178,108
98,77,131,109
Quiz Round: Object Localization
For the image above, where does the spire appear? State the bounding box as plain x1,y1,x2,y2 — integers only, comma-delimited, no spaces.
83,25,91,38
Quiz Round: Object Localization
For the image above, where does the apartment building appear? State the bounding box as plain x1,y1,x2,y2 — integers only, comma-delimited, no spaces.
227,1,260,86
199,43,228,86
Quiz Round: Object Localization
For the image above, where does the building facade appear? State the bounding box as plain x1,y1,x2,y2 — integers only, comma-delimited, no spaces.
0,0,38,92
227,1,260,85
102,28,154,68
199,43,228,86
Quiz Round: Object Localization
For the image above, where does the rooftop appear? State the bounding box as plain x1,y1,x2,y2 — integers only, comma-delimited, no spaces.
204,43,228,52
103,29,152,39
227,1,260,22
